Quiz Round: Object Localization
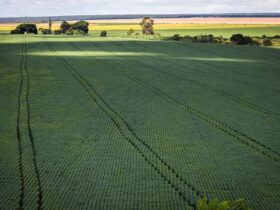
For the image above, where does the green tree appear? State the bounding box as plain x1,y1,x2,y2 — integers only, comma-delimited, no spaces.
140,16,154,35
60,20,71,33
72,21,89,34
14,24,38,34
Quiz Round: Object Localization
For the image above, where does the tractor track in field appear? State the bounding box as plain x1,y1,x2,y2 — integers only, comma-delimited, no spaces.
121,41,280,118
16,35,25,210
23,36,43,210
80,40,280,163
16,35,43,210
45,37,203,209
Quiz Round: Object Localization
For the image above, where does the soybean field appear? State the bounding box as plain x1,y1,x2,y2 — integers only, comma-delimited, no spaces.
0,35,280,209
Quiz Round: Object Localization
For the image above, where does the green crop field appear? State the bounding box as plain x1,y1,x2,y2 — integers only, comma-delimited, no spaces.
0,34,280,209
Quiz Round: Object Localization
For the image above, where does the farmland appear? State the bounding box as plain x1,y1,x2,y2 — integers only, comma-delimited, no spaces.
0,34,280,209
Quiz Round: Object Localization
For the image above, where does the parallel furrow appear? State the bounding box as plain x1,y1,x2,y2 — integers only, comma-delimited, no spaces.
112,41,280,118
23,36,43,209
45,37,203,209
77,40,279,163
16,35,25,210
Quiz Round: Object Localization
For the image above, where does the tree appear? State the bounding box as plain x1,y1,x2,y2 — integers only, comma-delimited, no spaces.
72,21,89,34
140,16,154,35
60,20,71,33
230,34,252,45
13,24,38,34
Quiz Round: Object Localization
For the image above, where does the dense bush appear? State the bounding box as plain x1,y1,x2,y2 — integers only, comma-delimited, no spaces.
172,34,182,41
40,29,52,34
54,29,63,35
66,29,73,35
60,20,71,33
263,39,273,46
230,34,252,45
10,30,21,34
13,24,38,34
272,35,280,39
72,21,89,34
100,30,107,37
230,34,245,44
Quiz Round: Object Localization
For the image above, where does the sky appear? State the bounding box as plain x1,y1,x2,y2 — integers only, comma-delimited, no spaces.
0,0,280,17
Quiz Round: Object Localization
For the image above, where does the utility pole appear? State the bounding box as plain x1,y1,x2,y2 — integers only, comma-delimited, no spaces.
49,18,52,33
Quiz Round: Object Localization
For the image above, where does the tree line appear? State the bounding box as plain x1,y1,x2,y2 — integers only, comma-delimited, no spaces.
10,16,155,36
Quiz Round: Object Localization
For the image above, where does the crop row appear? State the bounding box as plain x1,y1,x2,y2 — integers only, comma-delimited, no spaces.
76,40,280,164
45,37,205,209
115,40,280,118
16,35,43,210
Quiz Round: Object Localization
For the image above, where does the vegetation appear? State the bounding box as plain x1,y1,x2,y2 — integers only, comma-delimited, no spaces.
60,20,71,33
169,33,280,46
230,34,252,45
1,32,279,209
263,38,273,46
196,197,251,210
100,30,107,37
127,28,135,35
10,23,38,34
72,20,89,34
39,28,52,34
140,16,154,35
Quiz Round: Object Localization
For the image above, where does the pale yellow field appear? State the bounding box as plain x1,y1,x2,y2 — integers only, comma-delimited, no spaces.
1,24,279,31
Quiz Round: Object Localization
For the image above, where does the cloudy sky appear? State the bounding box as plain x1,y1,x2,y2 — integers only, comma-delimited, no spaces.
0,0,280,17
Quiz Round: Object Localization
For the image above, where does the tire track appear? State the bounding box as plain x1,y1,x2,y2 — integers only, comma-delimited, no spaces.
76,40,280,163
23,36,43,210
112,68,280,163
112,41,280,118
16,35,25,210
16,35,43,209
45,37,203,209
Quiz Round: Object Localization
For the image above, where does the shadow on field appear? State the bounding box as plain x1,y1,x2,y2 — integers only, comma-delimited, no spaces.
2,36,280,60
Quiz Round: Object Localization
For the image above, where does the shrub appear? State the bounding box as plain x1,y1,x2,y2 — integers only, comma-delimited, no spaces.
263,39,273,46
135,32,140,35
72,29,86,35
10,30,22,34
230,34,245,45
60,20,71,33
272,35,280,39
251,40,260,46
154,32,161,37
127,28,135,35
100,30,107,37
172,34,182,41
41,29,52,34
243,36,252,45
197,197,250,210
66,29,73,35
54,30,63,35
183,35,193,41
72,21,89,34
15,24,38,34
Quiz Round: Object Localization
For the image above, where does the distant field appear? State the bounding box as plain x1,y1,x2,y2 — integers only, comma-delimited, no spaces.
1,23,280,38
0,34,280,209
